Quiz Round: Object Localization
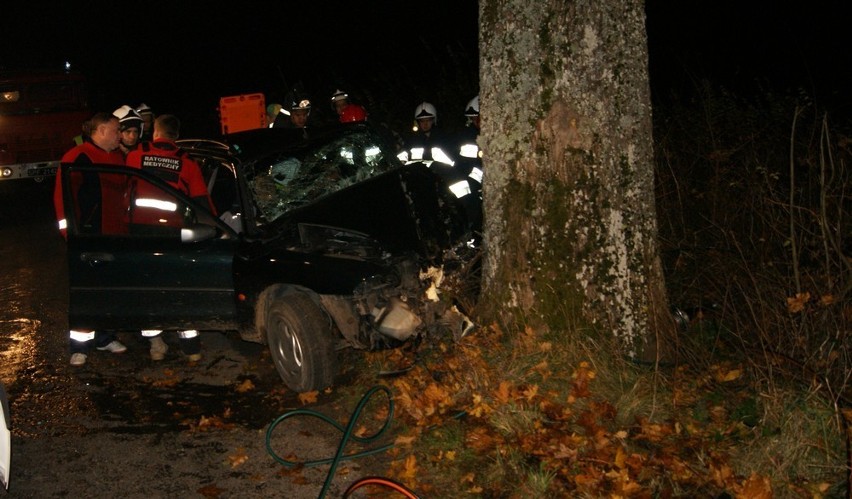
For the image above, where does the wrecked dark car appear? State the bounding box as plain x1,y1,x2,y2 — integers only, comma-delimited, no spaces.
58,123,481,392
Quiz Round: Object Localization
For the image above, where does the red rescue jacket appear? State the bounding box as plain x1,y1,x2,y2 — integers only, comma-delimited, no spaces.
53,142,128,239
125,139,215,228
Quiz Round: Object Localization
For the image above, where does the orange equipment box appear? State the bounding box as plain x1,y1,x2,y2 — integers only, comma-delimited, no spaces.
219,93,266,135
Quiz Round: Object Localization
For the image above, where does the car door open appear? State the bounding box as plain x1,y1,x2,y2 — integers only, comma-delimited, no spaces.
59,163,239,332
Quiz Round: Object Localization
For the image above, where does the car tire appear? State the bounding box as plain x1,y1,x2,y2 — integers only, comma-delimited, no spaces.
265,291,337,393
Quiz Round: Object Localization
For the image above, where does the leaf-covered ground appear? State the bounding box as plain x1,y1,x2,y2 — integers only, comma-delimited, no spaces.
320,323,849,498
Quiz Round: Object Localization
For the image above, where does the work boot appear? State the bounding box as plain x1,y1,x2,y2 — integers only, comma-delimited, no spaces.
69,353,87,366
96,340,127,354
179,333,201,363
149,336,168,361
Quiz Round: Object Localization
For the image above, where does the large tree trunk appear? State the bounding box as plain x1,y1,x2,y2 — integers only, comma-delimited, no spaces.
478,0,673,358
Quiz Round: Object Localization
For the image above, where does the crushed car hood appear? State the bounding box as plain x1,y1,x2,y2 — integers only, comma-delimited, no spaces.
265,163,467,262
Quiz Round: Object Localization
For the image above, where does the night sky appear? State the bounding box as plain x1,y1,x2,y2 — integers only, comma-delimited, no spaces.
3,1,850,133
646,0,851,115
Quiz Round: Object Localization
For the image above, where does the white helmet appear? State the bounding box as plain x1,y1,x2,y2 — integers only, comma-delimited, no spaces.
330,89,348,103
464,95,479,117
112,105,143,131
113,104,135,120
135,102,153,117
414,102,437,124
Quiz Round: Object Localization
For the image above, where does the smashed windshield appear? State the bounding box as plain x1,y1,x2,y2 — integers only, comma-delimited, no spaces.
247,128,400,223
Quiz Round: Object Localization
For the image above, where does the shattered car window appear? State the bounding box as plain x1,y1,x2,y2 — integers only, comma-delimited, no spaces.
248,130,397,222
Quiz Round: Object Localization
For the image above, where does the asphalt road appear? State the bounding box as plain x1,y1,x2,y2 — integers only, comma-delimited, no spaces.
0,180,393,498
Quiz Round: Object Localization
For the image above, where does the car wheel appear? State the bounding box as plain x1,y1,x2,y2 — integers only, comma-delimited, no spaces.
265,291,337,393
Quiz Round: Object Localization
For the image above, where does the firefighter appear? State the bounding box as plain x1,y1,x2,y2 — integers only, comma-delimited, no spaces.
54,111,129,366
272,95,313,129
453,95,484,234
135,103,155,141
288,98,311,128
330,89,349,118
455,95,483,178
125,114,214,362
272,86,327,129
398,101,456,165
457,95,481,163
112,105,144,156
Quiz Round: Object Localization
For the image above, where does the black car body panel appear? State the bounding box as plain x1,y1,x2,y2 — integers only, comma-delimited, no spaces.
69,234,237,330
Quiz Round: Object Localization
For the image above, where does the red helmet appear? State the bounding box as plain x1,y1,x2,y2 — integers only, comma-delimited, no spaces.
339,104,367,123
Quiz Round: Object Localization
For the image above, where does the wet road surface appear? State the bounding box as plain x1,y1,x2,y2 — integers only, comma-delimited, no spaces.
0,180,390,498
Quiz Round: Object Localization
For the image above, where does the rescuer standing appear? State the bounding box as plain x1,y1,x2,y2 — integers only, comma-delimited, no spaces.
54,111,129,366
125,114,214,362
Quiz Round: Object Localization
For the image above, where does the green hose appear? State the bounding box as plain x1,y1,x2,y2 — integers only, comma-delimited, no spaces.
265,385,396,498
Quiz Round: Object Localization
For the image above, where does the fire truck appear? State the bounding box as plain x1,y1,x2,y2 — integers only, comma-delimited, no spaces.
0,67,90,182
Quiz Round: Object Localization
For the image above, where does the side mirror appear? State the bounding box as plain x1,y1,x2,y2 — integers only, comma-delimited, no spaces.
181,224,218,243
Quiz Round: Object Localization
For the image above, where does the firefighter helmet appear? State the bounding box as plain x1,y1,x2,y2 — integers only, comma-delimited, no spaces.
113,105,143,131
464,96,479,117
331,89,349,114
135,102,153,117
330,89,348,103
290,97,312,112
414,102,437,124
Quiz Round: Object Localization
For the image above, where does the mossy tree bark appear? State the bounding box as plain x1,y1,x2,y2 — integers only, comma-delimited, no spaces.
478,0,673,359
